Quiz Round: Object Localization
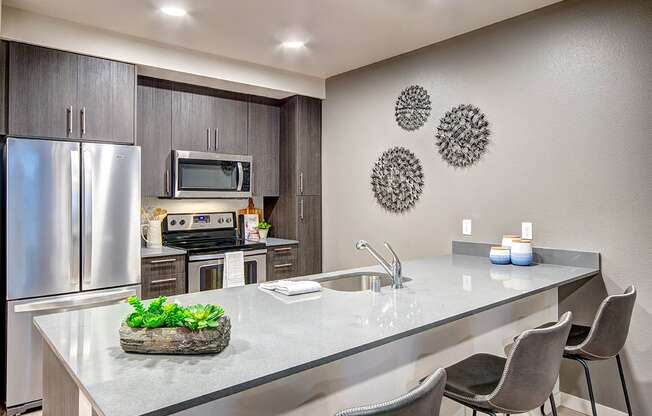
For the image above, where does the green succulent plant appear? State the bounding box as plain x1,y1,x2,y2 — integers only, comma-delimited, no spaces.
125,296,225,331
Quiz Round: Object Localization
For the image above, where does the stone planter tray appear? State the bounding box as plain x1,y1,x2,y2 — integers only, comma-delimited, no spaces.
119,315,231,355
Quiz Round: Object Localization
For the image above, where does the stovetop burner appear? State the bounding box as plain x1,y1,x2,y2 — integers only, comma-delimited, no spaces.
165,238,265,254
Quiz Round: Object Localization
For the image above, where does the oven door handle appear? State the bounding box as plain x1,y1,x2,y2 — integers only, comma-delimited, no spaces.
237,162,244,191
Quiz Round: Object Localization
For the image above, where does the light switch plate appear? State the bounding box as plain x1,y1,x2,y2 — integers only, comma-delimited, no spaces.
521,222,533,240
462,219,472,236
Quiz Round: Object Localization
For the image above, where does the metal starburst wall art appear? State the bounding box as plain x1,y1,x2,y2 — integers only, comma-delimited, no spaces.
435,104,490,168
371,147,424,213
395,85,431,131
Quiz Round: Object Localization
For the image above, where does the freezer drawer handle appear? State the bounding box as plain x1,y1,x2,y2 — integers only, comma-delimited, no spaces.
149,258,177,264
14,288,137,313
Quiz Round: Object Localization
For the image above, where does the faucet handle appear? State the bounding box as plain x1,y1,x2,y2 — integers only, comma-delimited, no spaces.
383,241,400,263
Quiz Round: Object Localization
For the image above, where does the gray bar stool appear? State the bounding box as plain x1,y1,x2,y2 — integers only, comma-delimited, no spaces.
442,312,572,416
334,368,446,416
544,285,636,416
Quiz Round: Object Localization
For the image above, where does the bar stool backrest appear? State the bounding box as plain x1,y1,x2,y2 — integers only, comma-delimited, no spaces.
574,285,636,359
334,368,446,416
486,312,572,414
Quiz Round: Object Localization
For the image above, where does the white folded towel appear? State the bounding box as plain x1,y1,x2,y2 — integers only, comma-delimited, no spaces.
260,280,322,296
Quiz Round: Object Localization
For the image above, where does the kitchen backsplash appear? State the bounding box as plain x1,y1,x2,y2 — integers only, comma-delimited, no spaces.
142,197,263,216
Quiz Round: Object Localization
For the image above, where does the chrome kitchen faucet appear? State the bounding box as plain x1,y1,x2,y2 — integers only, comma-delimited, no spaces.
355,240,404,289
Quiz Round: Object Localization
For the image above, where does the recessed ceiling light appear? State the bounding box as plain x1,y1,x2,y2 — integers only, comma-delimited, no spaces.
281,41,306,49
161,6,187,17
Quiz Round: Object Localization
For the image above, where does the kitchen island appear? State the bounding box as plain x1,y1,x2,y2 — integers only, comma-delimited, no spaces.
34,242,599,416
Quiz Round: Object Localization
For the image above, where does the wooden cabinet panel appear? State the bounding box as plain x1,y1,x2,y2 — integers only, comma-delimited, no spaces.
110,60,136,143
137,82,172,197
297,196,322,276
248,102,279,196
212,96,247,154
78,56,135,143
171,90,213,152
8,43,78,139
266,244,298,281
77,55,112,141
0,41,7,135
141,255,186,300
296,96,322,196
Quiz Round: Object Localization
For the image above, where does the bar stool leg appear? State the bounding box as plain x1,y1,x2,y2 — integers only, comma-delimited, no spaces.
576,358,598,416
540,403,546,415
550,393,558,416
616,354,633,416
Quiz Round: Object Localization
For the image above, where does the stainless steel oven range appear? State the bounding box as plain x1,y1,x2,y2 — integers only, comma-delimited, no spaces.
162,212,267,292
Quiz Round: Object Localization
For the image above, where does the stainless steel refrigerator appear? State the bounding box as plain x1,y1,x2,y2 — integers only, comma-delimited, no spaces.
3,137,141,415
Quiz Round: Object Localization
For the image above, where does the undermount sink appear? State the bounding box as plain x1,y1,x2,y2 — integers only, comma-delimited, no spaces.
317,272,412,292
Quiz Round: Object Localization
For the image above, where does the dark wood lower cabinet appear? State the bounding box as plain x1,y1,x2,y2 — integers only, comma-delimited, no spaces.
297,196,322,276
141,255,186,299
266,244,298,281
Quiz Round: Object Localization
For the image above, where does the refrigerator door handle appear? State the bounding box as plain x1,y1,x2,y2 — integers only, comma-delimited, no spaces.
70,149,80,287
82,150,93,285
13,288,137,313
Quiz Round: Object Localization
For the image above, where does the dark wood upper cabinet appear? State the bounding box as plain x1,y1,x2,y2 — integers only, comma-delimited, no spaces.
109,60,136,143
171,90,213,152
248,102,279,196
171,90,248,154
137,82,172,197
212,96,248,154
77,56,135,143
296,96,322,196
8,42,135,143
8,43,78,140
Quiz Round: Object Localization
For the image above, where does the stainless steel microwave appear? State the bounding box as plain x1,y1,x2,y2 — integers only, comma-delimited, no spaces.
171,150,252,198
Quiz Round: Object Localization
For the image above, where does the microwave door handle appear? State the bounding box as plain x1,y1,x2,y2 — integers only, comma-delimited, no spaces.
237,162,244,191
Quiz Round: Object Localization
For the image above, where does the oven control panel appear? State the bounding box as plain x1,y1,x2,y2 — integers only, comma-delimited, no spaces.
165,212,235,232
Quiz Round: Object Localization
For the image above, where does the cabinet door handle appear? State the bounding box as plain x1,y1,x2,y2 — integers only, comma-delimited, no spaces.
149,258,177,264
67,106,73,136
299,172,304,194
273,263,293,268
150,277,178,285
214,128,219,150
80,107,86,137
164,169,170,195
299,198,304,221
206,128,211,150
274,247,293,252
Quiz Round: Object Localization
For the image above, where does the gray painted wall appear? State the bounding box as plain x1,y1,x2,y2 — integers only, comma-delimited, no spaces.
322,0,652,413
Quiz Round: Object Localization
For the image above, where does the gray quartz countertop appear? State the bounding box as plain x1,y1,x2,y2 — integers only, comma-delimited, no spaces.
141,246,187,258
34,254,598,416
264,237,299,246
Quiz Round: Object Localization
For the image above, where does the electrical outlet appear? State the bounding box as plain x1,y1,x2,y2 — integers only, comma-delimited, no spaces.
462,219,472,236
521,222,533,240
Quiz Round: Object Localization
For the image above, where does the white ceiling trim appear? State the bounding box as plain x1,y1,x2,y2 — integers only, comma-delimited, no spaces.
0,7,325,99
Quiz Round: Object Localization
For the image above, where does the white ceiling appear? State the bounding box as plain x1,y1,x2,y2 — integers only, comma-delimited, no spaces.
5,0,561,79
